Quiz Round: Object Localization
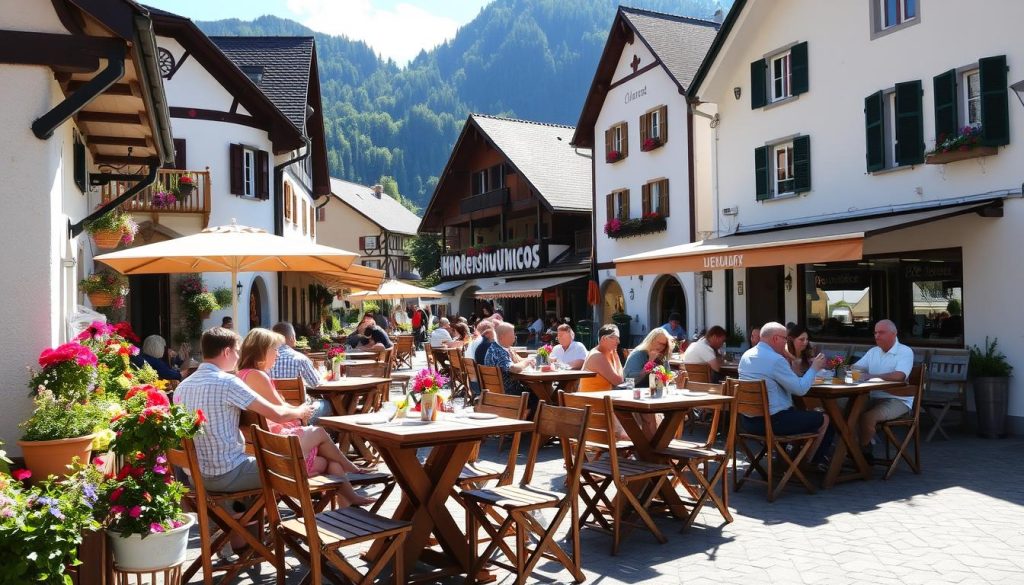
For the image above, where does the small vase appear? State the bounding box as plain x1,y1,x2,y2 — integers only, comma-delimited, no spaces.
535,354,546,367
421,393,439,421
331,360,342,379
108,514,195,571
651,380,665,399
834,366,847,383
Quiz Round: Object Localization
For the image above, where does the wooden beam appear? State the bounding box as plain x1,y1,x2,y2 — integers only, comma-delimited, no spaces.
67,81,132,95
94,154,155,166
88,135,150,147
0,30,116,73
77,110,143,125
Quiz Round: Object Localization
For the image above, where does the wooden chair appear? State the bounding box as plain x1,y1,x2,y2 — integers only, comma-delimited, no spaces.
922,352,969,441
424,345,437,372
729,379,817,502
654,381,734,527
464,356,480,397
682,362,712,383
271,376,306,406
476,363,506,395
877,364,925,479
461,402,590,584
251,427,411,585
430,346,452,378
561,392,671,554
167,439,273,585
445,347,473,401
457,390,530,490
392,335,415,370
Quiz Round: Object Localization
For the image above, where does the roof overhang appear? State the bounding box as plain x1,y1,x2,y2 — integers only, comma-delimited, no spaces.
475,274,586,300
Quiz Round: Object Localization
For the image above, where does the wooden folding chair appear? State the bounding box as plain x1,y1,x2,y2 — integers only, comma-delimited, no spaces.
430,347,452,378
457,390,530,491
461,402,590,584
922,352,969,441
877,364,925,479
654,381,735,527
561,392,671,554
392,335,415,369
271,376,306,406
167,439,273,585
475,364,513,451
446,347,473,401
682,363,712,383
729,379,817,502
251,427,411,585
464,356,480,397
424,345,437,372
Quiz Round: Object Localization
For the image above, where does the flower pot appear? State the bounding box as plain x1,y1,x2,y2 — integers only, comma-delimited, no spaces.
332,360,344,379
199,310,212,319
17,433,96,482
973,377,1009,439
650,379,665,399
925,146,998,165
92,229,124,250
420,393,440,421
535,354,547,367
176,183,194,197
107,514,195,571
88,292,115,308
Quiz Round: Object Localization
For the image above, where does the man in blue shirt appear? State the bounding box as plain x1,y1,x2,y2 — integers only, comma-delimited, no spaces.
738,321,830,463
661,312,687,343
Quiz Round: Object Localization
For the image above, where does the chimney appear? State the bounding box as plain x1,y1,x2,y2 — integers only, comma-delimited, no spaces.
371,184,383,198
713,9,724,23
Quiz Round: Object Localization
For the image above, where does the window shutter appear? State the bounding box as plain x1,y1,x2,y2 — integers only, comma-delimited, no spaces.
229,143,243,195
790,41,809,95
750,59,768,109
658,106,668,143
793,135,812,193
979,55,1009,146
754,146,769,200
606,193,614,222
639,113,649,144
621,123,629,156
256,150,270,199
933,69,958,144
864,91,886,172
310,206,316,238
641,183,651,215
894,80,924,166
169,138,186,170
283,184,292,219
621,189,630,219
659,179,670,217
292,192,299,224
359,236,365,250
604,129,612,160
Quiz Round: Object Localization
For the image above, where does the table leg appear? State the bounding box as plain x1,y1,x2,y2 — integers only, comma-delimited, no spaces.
614,410,690,520
821,394,872,488
523,380,556,404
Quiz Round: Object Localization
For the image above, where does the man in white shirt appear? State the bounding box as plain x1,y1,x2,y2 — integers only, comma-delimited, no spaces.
549,324,587,369
429,317,459,348
682,325,728,378
853,319,915,460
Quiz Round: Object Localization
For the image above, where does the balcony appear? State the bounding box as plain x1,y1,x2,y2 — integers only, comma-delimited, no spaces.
574,229,592,255
101,168,211,227
460,187,508,214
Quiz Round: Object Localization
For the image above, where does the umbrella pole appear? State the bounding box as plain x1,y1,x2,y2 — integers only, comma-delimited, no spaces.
232,269,239,334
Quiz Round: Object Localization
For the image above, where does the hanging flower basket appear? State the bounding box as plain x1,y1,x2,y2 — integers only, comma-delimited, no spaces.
92,229,126,250
88,292,115,308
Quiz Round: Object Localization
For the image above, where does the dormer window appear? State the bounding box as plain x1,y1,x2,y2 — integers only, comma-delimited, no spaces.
240,65,264,85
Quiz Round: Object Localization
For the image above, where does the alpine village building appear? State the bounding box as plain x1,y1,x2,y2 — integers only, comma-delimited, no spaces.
572,7,719,344
419,114,592,324
614,0,1024,431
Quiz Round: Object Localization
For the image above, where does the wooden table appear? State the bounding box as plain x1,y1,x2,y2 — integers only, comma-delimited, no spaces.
584,389,735,523
804,379,906,488
318,413,534,580
342,350,381,360
510,369,596,403
309,376,391,463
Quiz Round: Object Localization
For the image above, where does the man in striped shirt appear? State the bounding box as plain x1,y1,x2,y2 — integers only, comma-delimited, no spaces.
269,322,331,422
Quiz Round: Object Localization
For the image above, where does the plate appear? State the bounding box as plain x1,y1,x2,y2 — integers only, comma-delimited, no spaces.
400,419,434,426
356,417,387,425
467,412,498,420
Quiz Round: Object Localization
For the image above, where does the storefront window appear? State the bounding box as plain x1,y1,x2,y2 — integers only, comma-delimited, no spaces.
801,248,963,346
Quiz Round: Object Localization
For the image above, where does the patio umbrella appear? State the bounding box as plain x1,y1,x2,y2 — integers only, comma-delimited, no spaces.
313,264,386,293
346,279,444,301
94,222,363,329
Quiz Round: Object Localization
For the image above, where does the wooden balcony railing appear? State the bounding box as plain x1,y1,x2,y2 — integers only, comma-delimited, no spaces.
101,168,212,227
460,187,508,214
575,229,592,255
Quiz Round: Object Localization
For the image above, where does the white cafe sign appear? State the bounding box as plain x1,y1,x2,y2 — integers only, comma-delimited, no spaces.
441,244,542,278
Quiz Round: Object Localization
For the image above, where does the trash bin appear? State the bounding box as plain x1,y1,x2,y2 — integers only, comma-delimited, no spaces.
973,377,1009,439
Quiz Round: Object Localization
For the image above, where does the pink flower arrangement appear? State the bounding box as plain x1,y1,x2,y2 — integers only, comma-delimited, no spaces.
328,346,347,364
536,344,554,359
151,190,177,209
411,368,447,395
606,150,624,163
38,342,98,369
604,218,623,235
641,137,662,151
827,356,845,370
644,360,674,385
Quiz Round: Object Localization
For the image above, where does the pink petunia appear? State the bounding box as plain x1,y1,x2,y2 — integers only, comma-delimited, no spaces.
11,469,31,482
110,505,126,515
150,523,164,533
129,505,142,518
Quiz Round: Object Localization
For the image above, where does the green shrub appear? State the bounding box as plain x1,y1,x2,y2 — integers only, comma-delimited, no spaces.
213,287,234,307
969,337,1013,378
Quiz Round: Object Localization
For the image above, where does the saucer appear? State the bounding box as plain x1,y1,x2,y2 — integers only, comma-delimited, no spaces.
467,412,498,420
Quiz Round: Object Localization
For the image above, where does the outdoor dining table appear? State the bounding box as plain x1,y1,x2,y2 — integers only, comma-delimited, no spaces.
342,350,381,360
309,376,391,463
510,368,596,403
584,388,735,525
318,412,534,580
802,379,906,488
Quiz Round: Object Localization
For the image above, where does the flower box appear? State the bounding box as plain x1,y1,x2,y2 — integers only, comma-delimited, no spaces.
604,214,668,239
641,137,663,152
91,229,125,250
606,150,625,163
88,292,115,308
925,146,998,165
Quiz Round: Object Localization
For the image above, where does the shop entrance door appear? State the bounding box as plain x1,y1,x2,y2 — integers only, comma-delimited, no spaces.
129,274,170,342
746,266,785,330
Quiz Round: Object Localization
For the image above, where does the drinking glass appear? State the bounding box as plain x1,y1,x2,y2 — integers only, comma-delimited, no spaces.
451,397,468,417
379,402,398,423
850,366,864,382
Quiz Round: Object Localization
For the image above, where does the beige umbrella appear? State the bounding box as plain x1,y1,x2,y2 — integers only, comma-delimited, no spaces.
346,279,445,301
94,222,362,329
313,264,386,293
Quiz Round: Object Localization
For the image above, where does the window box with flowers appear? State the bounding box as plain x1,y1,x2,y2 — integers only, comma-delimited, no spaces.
641,137,663,152
926,125,998,164
85,208,138,250
603,212,667,239
606,150,625,163
80,272,129,309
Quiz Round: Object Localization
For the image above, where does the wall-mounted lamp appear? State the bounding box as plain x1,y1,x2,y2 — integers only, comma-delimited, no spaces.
236,281,243,299
784,273,793,292
702,271,713,292
1012,80,1024,109
733,86,742,100
629,288,635,301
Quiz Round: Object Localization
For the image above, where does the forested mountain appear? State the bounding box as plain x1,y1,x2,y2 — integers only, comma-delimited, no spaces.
197,0,732,208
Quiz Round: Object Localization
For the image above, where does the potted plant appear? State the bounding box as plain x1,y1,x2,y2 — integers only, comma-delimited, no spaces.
85,208,138,249
212,287,234,308
96,384,203,571
173,174,195,197
328,346,346,379
969,337,1013,439
79,272,129,309
151,188,177,209
535,344,553,367
17,390,106,482
185,290,220,319
411,368,447,421
75,321,143,399
606,150,624,163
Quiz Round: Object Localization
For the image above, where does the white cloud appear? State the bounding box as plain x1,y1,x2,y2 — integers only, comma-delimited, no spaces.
286,0,462,65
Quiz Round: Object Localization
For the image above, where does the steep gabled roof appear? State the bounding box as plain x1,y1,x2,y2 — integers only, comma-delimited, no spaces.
688,0,749,101
330,177,422,236
210,36,313,134
571,6,719,147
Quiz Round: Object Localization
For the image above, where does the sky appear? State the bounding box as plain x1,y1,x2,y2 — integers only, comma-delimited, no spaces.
145,0,493,65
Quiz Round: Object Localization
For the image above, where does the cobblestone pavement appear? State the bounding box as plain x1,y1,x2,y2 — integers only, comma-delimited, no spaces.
184,351,1024,584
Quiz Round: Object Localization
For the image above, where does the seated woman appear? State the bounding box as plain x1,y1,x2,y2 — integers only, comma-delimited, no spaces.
622,328,675,439
132,334,182,381
452,322,471,344
579,324,625,391
237,328,374,506
785,322,815,376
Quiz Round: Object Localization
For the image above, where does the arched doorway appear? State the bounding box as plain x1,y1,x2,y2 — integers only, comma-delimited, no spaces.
601,279,625,323
459,285,480,318
650,275,687,333
248,276,270,330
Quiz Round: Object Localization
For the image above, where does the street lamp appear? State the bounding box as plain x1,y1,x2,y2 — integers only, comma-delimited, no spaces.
702,271,714,292
236,280,243,299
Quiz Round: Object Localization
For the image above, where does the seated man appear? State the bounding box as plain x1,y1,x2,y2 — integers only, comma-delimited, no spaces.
682,325,728,381
429,317,461,348
357,313,393,350
738,322,830,464
484,322,537,409
549,324,587,370
853,319,915,461
661,312,687,345
132,334,182,381
270,321,330,422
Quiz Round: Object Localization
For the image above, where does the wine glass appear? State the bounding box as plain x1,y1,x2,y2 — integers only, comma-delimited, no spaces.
451,396,468,417
378,402,398,423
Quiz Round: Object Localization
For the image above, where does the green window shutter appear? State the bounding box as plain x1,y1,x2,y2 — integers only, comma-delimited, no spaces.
979,55,1009,146
894,80,924,166
750,59,768,109
754,146,769,200
933,69,958,144
790,42,809,95
865,91,885,172
793,135,811,193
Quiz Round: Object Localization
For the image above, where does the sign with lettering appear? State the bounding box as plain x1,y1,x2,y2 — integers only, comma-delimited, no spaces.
702,254,744,269
440,244,545,278
624,85,647,104
813,270,869,291
902,262,959,281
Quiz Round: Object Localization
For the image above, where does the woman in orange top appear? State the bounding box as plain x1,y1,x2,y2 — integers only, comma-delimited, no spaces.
579,324,625,391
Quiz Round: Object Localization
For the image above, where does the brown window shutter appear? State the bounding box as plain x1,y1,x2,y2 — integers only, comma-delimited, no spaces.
169,138,187,170
640,113,649,144
660,179,670,217
292,193,299,224
284,183,292,219
359,236,365,250
622,189,630,219
606,193,614,221
229,143,243,195
641,183,651,215
256,150,270,199
659,106,668,143
604,128,612,159
621,123,629,157
310,206,316,237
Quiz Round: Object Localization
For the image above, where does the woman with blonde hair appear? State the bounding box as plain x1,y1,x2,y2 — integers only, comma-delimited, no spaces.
237,328,374,506
622,327,675,387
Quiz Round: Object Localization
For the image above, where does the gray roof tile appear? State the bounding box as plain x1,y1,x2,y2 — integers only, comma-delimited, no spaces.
330,177,422,235
620,6,720,90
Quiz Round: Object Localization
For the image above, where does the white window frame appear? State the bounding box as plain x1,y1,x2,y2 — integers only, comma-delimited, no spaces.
612,190,628,219
773,142,796,197
388,234,401,250
884,89,898,169
649,109,661,140
962,68,981,128
362,259,382,270
242,147,256,197
770,51,792,102
648,180,665,214
871,0,920,38
613,124,625,152
363,235,379,250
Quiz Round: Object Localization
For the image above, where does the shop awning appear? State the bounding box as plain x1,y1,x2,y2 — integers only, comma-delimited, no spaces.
475,274,586,300
311,264,385,292
431,280,465,294
615,201,999,276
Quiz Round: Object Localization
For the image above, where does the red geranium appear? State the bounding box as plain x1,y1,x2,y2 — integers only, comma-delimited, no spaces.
38,342,98,368
112,321,140,342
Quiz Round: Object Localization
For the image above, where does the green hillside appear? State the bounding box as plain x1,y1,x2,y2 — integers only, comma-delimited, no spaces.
197,0,731,207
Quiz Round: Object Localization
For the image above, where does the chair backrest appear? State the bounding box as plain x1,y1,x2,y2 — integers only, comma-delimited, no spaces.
912,347,931,366
907,363,926,416
251,426,319,547
475,390,530,484
167,438,208,505
521,402,591,499
727,378,773,440
683,362,712,383
424,346,437,371
476,363,506,395
446,347,469,391
272,376,306,406
559,392,622,472
926,352,969,396
393,335,414,364
463,357,478,384
347,361,389,377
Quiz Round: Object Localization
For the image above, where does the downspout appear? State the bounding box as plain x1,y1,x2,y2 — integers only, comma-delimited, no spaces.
689,102,719,333
32,43,125,139
273,136,311,321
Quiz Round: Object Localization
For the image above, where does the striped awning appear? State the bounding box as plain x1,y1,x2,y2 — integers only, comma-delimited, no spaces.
475,274,586,300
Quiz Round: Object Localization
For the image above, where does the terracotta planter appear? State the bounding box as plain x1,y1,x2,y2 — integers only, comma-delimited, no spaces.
88,291,115,308
91,229,124,250
925,146,998,164
17,433,96,482
199,310,212,319
108,514,195,571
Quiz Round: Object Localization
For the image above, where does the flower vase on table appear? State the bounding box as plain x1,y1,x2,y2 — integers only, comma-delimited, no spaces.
644,361,674,399
412,368,448,422
328,347,346,379
535,344,552,367
420,392,440,421
827,356,847,384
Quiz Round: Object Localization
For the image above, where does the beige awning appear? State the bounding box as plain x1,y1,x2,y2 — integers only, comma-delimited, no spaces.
475,274,586,300
313,264,385,292
615,202,998,276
